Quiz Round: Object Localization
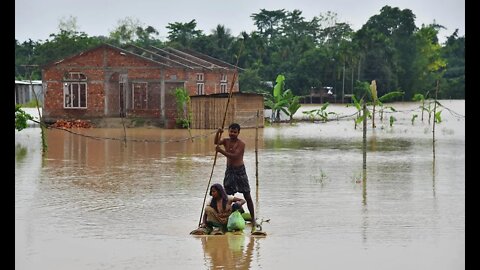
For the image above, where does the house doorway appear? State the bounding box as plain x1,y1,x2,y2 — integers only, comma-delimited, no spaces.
119,74,127,117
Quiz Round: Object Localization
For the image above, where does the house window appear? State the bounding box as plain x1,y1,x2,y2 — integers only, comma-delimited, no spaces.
220,83,228,93
220,73,228,93
63,72,87,108
196,83,205,95
132,82,148,109
196,73,205,94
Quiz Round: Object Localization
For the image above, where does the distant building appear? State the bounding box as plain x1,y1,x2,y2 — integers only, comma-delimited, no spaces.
41,43,241,128
15,80,44,105
300,86,336,104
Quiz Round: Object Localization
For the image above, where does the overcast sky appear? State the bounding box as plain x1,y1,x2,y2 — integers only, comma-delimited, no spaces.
15,0,465,44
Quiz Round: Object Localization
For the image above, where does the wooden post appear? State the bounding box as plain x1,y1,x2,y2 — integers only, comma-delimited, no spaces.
362,102,367,205
255,110,259,188
362,102,367,171
432,80,439,160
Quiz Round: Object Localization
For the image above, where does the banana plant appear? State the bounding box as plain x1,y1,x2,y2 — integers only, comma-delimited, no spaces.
376,91,404,125
423,100,443,124
412,92,428,121
349,94,373,130
411,114,418,125
369,80,404,128
379,106,396,122
265,74,301,123
302,102,335,123
283,89,301,122
389,116,397,127
348,81,371,129
348,95,365,130
350,80,403,128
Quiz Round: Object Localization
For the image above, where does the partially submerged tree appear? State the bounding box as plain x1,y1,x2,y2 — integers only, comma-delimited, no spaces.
15,105,33,131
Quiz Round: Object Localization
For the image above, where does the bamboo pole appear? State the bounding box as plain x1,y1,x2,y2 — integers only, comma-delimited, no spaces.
197,41,244,227
362,102,367,171
362,102,367,205
255,110,259,188
432,80,439,160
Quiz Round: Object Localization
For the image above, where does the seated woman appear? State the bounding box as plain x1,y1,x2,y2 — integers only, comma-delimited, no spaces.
200,183,246,234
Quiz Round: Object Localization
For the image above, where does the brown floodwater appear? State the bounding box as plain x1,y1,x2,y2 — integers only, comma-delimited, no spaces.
15,100,464,269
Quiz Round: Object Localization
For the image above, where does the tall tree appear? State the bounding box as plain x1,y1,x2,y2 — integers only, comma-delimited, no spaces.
440,30,465,99
411,25,446,98
354,6,417,97
195,25,234,61
250,9,286,43
109,17,144,45
166,19,203,48
15,39,39,79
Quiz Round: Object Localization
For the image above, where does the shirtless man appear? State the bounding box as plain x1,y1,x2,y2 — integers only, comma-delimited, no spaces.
214,123,256,231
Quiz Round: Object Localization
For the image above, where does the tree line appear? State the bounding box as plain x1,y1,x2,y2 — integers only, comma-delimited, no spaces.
15,5,465,101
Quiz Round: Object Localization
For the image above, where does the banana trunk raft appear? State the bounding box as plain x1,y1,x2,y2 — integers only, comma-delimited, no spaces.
190,213,268,236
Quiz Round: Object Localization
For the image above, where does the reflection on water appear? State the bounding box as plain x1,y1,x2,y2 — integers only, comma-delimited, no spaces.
16,101,464,270
197,235,259,269
15,144,28,163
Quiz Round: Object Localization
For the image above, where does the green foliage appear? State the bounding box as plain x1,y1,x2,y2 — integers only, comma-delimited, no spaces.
412,93,428,121
353,81,371,101
301,103,334,122
283,89,301,122
389,116,397,127
379,106,396,121
348,95,367,129
412,93,425,102
350,95,362,111
15,105,33,131
378,91,404,103
21,99,42,108
273,74,285,98
174,88,192,128
131,117,145,127
15,144,28,162
434,111,442,123
14,6,464,103
440,31,464,99
265,74,301,122
313,168,328,183
166,19,203,47
411,114,418,125
239,68,269,94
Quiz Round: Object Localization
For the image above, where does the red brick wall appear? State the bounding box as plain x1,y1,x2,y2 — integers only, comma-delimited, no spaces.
42,44,240,127
184,69,239,96
43,45,161,121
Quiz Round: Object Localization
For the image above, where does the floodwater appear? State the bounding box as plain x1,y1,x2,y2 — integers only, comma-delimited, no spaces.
15,100,465,270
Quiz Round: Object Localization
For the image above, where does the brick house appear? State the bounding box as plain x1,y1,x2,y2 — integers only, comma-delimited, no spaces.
41,43,239,128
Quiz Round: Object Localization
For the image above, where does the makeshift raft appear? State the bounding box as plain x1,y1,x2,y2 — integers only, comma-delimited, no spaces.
190,217,268,237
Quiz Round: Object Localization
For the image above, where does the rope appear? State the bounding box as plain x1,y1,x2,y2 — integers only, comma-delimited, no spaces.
296,103,465,122
26,113,258,144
